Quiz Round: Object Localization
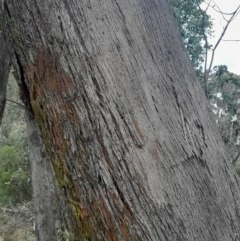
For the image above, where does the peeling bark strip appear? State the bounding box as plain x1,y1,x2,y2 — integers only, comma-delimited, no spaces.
3,0,240,240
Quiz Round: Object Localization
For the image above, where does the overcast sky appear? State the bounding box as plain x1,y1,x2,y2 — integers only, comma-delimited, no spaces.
201,0,240,75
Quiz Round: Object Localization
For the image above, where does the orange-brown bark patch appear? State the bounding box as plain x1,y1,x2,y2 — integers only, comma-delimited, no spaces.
24,49,79,155
101,147,114,170
106,192,134,240
133,119,144,139
47,107,66,154
151,145,159,160
109,190,123,214
66,103,78,124
119,220,133,241
25,50,74,102
138,159,146,176
99,194,113,228
99,194,121,240
79,202,89,219
106,232,118,241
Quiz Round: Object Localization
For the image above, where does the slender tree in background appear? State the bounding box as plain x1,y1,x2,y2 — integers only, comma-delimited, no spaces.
200,4,240,98
2,0,240,240
25,110,57,241
168,0,213,72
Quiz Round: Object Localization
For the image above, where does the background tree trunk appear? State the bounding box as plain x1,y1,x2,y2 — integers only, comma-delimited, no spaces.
25,110,57,241
3,0,240,240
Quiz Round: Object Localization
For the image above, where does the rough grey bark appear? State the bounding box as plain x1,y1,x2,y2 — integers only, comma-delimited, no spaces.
25,109,57,241
2,0,240,240
0,31,10,125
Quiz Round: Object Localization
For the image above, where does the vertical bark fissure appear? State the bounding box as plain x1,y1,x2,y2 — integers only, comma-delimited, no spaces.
14,52,32,111
3,1,11,18
0,32,10,125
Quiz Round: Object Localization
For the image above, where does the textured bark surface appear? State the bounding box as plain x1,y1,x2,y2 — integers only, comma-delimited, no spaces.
25,110,56,241
0,31,10,125
3,0,240,240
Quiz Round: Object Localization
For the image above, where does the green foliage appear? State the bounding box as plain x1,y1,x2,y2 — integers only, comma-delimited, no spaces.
169,0,213,70
208,66,240,153
214,65,228,78
0,72,31,205
0,145,31,205
236,166,240,176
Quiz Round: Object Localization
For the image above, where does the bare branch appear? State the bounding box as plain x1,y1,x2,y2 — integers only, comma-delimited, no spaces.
196,0,209,98
6,98,25,109
222,39,240,42
197,1,240,99
232,7,240,21
204,0,240,16
206,5,240,83
203,0,212,12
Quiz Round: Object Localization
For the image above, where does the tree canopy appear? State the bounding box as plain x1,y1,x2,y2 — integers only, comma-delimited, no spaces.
169,0,213,71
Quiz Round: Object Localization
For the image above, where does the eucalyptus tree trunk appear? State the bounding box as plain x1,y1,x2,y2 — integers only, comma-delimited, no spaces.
2,0,240,240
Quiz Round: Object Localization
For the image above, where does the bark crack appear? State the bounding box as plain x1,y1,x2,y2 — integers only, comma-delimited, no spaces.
14,52,32,112
3,1,11,19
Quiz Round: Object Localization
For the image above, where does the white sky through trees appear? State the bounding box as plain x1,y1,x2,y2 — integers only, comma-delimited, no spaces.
202,0,240,74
